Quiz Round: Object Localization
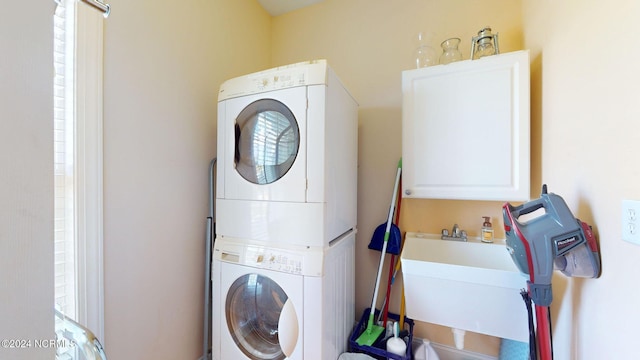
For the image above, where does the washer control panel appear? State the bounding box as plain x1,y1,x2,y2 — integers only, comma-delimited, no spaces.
249,247,303,275
214,237,325,276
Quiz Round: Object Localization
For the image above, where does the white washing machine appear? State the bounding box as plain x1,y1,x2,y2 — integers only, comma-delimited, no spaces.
211,231,355,360
216,60,358,248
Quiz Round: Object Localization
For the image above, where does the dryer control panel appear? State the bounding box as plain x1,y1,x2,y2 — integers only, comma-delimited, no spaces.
250,70,308,93
218,59,329,101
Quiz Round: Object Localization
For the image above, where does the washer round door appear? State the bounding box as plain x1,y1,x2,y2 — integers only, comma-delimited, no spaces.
235,99,300,185
226,274,300,360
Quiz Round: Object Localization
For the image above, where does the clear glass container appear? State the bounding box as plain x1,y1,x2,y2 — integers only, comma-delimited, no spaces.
439,37,463,65
414,32,437,68
472,27,499,60
474,40,495,59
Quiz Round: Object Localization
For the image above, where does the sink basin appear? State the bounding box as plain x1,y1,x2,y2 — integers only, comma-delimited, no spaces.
400,232,529,342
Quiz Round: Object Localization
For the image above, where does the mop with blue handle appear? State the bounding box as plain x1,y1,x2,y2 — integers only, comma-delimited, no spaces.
356,159,402,346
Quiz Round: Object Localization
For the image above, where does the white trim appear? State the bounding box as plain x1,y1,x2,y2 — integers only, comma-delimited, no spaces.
74,1,105,343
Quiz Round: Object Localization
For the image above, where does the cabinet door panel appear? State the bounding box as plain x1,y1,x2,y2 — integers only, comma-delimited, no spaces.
402,50,530,201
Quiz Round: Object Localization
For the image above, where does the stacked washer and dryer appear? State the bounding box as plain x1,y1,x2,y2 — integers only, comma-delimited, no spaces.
212,60,358,360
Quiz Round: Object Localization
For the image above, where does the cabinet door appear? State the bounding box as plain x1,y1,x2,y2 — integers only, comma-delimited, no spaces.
402,50,530,201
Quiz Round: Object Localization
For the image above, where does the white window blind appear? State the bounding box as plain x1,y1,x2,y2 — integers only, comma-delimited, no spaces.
54,0,77,321
53,0,106,345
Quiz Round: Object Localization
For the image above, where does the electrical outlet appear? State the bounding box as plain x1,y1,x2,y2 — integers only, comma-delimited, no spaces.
622,200,640,245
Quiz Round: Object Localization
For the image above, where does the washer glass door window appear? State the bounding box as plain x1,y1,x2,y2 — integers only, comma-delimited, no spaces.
226,273,299,360
235,99,300,185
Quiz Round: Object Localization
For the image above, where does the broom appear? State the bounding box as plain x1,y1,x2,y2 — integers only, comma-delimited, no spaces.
356,159,402,346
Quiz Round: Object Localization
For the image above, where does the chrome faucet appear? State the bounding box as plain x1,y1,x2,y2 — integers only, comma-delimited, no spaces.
441,224,468,241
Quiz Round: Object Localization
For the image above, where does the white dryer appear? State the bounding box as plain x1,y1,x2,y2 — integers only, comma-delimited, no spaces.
216,60,358,248
211,232,355,360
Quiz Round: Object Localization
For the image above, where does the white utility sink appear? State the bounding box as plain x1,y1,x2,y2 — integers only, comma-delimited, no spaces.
400,232,529,342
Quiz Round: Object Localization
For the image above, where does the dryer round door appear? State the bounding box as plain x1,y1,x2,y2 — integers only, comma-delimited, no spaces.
226,273,300,360
235,99,300,185
221,87,308,202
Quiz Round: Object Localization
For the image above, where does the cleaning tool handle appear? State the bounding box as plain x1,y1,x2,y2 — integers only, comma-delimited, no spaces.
371,158,402,304
380,255,395,324
399,286,405,329
384,160,402,234
368,236,389,324
367,159,402,332
536,305,554,360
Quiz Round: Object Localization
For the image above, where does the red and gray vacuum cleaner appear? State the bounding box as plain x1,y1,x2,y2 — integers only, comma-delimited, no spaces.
502,185,601,360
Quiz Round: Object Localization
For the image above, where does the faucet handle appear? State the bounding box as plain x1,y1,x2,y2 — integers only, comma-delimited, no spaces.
441,225,468,241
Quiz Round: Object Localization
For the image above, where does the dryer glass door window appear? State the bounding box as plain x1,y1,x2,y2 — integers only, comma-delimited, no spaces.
235,99,300,185
226,273,299,360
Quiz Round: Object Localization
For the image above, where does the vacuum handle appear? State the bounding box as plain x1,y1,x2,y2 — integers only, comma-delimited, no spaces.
507,198,547,222
502,204,514,232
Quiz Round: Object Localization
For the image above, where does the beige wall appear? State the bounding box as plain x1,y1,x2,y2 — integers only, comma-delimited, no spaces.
272,0,523,355
9,0,639,358
273,0,640,358
102,0,270,358
522,1,640,358
0,1,55,359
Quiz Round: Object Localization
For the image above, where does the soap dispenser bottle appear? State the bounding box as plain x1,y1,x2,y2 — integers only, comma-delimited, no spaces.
481,216,494,243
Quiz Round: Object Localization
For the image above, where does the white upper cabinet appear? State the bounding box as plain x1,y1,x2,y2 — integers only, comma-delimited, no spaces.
402,50,530,201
